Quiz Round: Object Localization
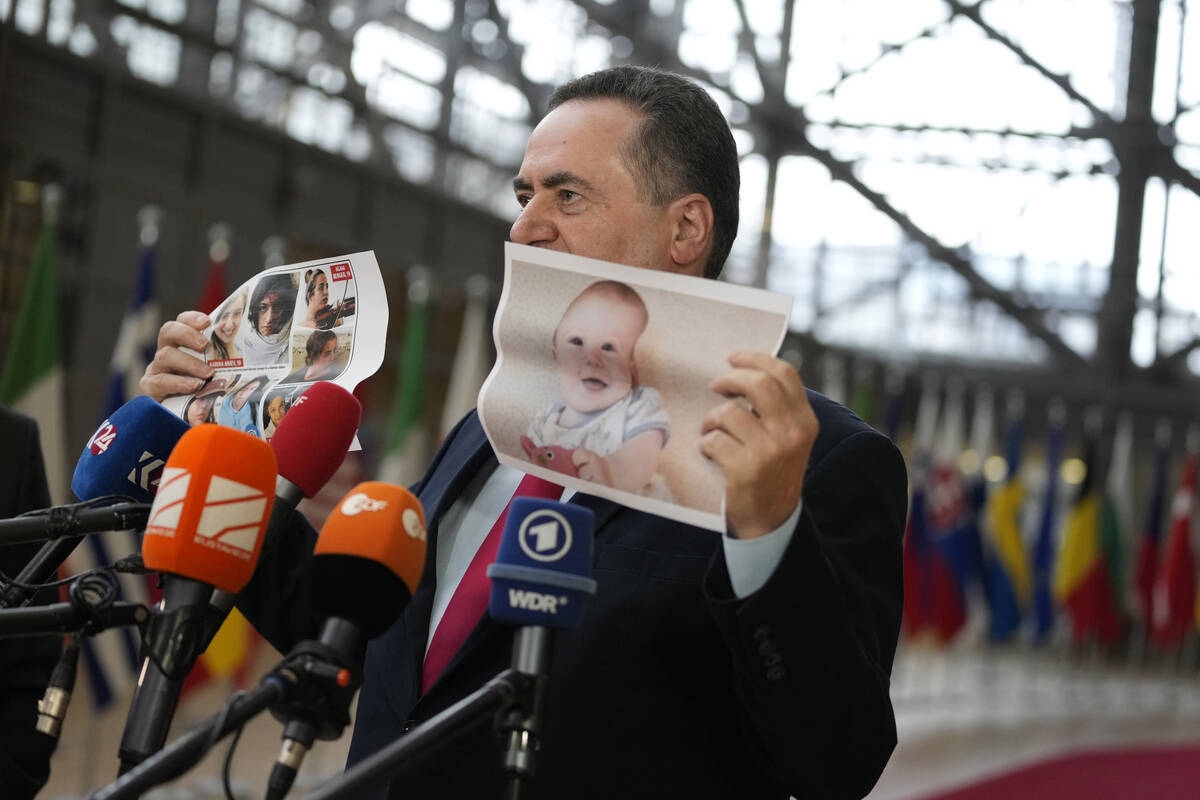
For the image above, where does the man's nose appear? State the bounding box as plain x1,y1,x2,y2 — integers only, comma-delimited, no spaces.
509,198,556,247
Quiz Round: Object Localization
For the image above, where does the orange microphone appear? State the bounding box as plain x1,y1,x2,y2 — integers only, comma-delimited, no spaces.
265,482,427,800
119,425,277,771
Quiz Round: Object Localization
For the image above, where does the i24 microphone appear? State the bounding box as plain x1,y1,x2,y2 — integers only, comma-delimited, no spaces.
487,497,596,790
265,481,427,800
0,397,187,609
117,424,277,772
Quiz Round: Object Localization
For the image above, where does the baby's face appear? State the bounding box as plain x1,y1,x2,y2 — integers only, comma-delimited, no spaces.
553,294,643,414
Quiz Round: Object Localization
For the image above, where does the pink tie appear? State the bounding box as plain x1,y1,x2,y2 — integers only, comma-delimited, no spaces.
422,473,561,692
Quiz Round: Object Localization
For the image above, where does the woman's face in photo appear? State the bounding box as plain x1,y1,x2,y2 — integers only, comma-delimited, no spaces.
215,297,244,345
186,395,215,426
311,338,338,373
310,273,329,309
267,396,287,425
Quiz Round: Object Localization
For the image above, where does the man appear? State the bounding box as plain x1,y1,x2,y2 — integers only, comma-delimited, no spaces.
141,66,906,799
0,406,62,799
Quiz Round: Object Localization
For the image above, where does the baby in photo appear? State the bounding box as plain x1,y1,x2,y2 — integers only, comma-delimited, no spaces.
523,280,671,499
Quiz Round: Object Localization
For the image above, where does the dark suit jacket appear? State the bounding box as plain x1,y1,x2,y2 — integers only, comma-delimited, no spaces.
0,406,62,800
240,390,906,799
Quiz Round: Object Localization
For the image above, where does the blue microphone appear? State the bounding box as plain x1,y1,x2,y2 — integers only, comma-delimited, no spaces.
486,498,596,790
487,498,597,627
72,396,189,503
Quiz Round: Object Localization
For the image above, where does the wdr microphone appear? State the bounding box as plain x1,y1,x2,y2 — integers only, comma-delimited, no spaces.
0,397,188,608
118,425,277,771
487,498,596,627
265,482,427,800
487,498,596,791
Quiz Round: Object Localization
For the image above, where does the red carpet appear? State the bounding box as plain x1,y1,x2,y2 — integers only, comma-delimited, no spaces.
923,745,1200,799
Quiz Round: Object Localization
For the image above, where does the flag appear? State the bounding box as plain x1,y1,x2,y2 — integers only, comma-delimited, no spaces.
1098,413,1132,640
439,274,491,439
848,361,874,426
902,377,966,642
1031,413,1066,644
1052,430,1120,647
1133,424,1170,631
378,267,431,487
198,223,231,314
63,209,163,707
1151,451,1196,648
922,380,975,642
0,186,70,504
982,412,1030,642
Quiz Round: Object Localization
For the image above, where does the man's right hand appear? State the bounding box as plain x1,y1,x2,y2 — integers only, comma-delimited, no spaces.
139,310,215,401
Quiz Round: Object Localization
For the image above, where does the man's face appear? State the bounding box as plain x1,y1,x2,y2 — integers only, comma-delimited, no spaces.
553,293,643,414
255,292,286,335
510,99,681,273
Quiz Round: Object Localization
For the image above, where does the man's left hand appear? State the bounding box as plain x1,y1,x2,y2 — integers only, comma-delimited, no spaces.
700,351,818,539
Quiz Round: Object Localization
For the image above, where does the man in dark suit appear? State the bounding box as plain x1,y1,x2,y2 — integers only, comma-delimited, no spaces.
142,65,906,799
0,405,63,799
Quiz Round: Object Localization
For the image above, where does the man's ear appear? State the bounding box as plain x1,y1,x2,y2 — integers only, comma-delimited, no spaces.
667,193,714,277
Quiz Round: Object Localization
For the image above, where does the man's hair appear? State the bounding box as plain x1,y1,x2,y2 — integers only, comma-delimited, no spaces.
305,329,337,365
548,66,740,279
248,273,297,330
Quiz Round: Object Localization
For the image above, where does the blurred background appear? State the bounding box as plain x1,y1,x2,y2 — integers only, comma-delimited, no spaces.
2,0,1200,797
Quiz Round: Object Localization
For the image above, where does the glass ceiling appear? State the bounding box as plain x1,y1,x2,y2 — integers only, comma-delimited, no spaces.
5,0,1198,374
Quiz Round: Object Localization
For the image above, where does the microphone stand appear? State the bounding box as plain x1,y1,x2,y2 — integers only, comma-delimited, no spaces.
298,626,552,800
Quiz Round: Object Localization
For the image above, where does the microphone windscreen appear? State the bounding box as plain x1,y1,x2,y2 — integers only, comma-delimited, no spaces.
142,425,277,593
312,482,427,636
487,498,596,628
72,396,190,503
270,382,362,498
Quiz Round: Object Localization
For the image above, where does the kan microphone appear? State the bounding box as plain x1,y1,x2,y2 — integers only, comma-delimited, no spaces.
0,397,187,608
266,482,427,800
118,424,277,771
487,498,596,791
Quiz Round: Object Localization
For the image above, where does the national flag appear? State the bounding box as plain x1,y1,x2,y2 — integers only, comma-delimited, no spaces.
902,377,966,642
1031,411,1066,644
198,223,231,314
1098,413,1132,640
848,361,874,426
378,267,431,487
1151,450,1197,648
1052,429,1120,646
982,411,1029,642
63,208,163,707
1133,423,1171,631
439,274,491,439
0,185,70,504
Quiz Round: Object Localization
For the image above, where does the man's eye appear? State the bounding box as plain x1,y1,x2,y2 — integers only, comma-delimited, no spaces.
560,190,581,204
516,194,531,208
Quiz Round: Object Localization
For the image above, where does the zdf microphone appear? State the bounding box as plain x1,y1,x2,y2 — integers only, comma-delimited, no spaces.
265,482,427,800
118,424,276,771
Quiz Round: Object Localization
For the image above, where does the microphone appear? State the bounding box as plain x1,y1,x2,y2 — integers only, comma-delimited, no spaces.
0,397,187,608
265,482,426,800
117,425,277,771
486,498,596,795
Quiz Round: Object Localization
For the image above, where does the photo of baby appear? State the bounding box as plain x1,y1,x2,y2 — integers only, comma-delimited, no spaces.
480,242,791,533
521,280,672,500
